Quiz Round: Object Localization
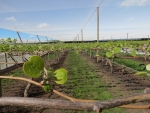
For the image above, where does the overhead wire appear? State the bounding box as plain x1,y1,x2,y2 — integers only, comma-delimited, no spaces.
73,0,104,41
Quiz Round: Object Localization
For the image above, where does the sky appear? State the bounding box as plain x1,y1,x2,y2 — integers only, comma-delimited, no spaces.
0,0,150,42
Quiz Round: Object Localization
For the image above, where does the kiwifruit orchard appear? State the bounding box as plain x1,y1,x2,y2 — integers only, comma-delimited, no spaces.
1,38,150,113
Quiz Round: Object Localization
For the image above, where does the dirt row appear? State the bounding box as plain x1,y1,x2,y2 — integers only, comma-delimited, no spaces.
80,53,150,113
0,52,68,113
1,51,150,113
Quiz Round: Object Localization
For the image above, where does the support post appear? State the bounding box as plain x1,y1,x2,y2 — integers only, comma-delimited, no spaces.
16,31,23,44
26,40,28,44
97,7,99,43
81,29,83,42
37,35,41,44
5,53,7,68
46,37,49,44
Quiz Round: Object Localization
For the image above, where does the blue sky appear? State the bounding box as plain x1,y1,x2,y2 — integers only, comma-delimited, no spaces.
0,0,150,42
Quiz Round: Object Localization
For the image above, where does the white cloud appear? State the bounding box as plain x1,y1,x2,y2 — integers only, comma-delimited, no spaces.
37,23,50,28
30,35,35,38
128,17,134,21
120,0,150,6
5,16,16,21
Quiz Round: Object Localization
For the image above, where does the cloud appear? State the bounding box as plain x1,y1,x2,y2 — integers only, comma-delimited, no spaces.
30,35,35,38
37,23,50,28
120,0,150,6
128,17,134,21
5,16,16,21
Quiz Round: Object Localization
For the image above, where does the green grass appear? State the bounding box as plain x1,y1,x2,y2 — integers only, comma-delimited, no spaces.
2,68,24,89
61,51,124,113
43,53,55,60
114,58,150,74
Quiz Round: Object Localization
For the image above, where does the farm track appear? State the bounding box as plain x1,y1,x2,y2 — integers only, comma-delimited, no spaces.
0,52,69,113
80,53,150,113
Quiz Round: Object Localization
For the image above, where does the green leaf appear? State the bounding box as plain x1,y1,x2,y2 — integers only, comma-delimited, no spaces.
146,64,150,71
3,44,9,52
6,37,12,43
147,47,150,52
48,68,55,72
114,47,121,53
106,52,112,58
44,68,54,79
134,72,148,76
76,51,79,54
54,68,68,84
43,84,51,92
23,56,44,78
47,71,54,77
131,50,136,57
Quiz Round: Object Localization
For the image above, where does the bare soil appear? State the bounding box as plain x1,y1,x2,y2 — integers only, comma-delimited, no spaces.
1,51,150,113
81,53,150,113
0,52,68,113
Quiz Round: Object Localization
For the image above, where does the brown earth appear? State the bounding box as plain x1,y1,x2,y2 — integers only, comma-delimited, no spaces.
0,52,68,113
1,51,150,113
81,52,150,113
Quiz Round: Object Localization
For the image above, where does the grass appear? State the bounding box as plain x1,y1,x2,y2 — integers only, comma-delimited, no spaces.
99,50,150,74
2,67,24,89
43,53,55,60
114,58,150,74
61,51,124,113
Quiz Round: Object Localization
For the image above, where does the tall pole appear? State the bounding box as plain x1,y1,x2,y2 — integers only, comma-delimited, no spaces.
16,31,23,44
97,7,99,43
78,34,79,43
26,40,28,44
46,37,49,44
81,29,83,42
37,35,41,44
127,33,128,40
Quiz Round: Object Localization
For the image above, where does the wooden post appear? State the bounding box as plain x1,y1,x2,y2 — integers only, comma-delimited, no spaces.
16,31,23,44
97,7,99,43
5,53,7,68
